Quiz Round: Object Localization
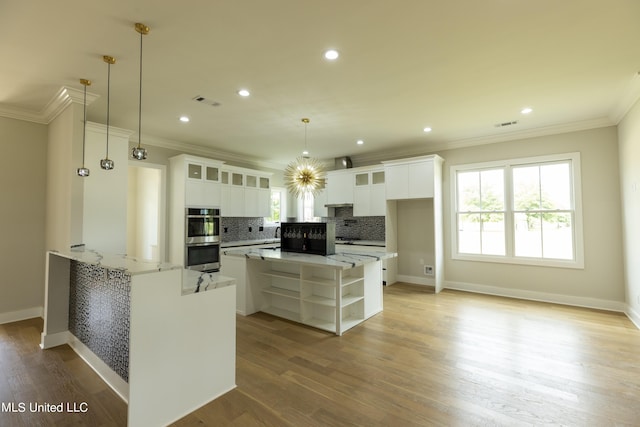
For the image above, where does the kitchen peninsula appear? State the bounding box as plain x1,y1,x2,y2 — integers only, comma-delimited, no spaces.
222,247,396,335
40,248,236,427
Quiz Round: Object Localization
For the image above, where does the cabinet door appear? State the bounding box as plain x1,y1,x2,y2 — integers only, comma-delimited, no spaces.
385,164,408,200
353,186,370,216
204,183,221,207
408,161,434,198
369,184,386,216
326,172,354,204
185,181,205,206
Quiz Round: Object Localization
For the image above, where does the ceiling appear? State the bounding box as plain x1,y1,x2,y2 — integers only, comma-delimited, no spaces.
2,0,640,168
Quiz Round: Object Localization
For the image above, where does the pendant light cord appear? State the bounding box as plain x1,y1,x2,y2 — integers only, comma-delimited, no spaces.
137,30,143,149
106,61,111,157
82,84,87,167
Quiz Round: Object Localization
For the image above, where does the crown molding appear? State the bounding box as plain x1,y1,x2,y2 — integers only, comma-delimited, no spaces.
131,133,287,171
0,86,99,125
86,121,134,139
349,117,615,166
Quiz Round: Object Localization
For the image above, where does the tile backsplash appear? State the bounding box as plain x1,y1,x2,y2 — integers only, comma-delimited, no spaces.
323,206,385,241
222,206,384,243
221,217,279,242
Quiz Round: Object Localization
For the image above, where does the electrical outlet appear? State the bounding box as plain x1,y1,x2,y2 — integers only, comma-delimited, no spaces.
424,265,434,276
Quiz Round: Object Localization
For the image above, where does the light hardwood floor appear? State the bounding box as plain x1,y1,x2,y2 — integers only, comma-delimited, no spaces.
2,284,640,426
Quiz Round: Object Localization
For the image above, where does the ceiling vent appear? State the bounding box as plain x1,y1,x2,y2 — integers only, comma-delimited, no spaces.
495,120,518,128
192,95,221,107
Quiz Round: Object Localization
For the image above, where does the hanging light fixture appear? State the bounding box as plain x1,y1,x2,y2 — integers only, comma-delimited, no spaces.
131,22,150,160
284,118,325,198
77,78,91,177
100,55,116,170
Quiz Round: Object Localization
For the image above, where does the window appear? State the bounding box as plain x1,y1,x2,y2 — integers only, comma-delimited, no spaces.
264,187,286,226
451,153,583,268
296,192,318,222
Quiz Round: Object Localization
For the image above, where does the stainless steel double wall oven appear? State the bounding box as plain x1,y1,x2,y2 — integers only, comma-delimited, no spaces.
185,207,220,271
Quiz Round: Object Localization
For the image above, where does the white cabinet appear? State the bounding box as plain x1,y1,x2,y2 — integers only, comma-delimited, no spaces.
169,154,225,268
220,166,271,217
353,167,386,216
383,155,438,200
326,170,354,205
185,161,222,207
250,259,382,336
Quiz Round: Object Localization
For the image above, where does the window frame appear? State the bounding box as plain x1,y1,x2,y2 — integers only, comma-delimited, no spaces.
450,152,584,269
264,186,287,226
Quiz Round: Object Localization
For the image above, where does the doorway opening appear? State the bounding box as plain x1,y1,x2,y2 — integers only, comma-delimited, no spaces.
127,164,166,262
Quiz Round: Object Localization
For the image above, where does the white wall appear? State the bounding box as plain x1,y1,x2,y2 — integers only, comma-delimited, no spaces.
0,117,48,320
397,199,435,283
127,166,162,261
46,103,84,251
82,123,129,253
439,126,625,309
618,99,640,325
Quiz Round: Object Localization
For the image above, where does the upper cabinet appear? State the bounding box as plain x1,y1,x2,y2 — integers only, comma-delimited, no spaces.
170,154,272,218
220,165,271,218
353,166,385,216
325,169,354,205
170,154,225,208
382,155,443,200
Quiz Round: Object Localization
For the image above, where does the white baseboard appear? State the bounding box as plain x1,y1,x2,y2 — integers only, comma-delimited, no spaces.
67,333,129,403
444,280,627,313
40,330,71,349
626,305,640,329
0,306,43,325
396,274,435,287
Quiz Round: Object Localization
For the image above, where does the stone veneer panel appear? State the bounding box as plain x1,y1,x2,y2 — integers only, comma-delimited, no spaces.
68,260,131,382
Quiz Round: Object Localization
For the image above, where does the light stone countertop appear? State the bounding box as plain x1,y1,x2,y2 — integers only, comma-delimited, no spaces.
49,248,180,275
223,247,396,270
181,269,236,295
49,248,235,295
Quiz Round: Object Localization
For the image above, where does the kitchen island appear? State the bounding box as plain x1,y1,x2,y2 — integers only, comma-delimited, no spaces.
223,247,396,335
40,248,236,427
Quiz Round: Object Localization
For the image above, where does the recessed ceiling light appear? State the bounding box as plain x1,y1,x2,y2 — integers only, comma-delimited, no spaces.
302,150,309,155
324,49,339,60
521,107,533,114
238,89,250,97
423,127,432,133
357,140,364,145
179,116,190,123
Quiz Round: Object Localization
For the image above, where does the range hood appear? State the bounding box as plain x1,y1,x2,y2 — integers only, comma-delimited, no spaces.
324,202,353,208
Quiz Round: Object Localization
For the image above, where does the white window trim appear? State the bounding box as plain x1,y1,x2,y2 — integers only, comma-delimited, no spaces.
450,152,584,269
264,186,287,226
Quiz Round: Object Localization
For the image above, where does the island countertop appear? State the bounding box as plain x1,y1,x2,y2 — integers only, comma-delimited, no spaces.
222,247,396,269
49,247,181,275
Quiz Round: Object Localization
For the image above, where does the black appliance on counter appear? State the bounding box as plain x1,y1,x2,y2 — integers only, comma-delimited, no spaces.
280,222,335,256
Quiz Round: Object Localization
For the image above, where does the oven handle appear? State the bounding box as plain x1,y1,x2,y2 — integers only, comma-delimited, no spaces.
187,242,220,247
186,215,218,219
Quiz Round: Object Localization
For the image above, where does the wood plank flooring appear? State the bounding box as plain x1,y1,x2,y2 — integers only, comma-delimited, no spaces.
2,284,640,426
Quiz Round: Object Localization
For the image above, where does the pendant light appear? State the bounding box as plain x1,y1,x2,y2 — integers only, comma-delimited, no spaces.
131,22,150,160
76,78,91,177
284,118,325,198
100,55,116,170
